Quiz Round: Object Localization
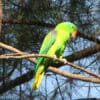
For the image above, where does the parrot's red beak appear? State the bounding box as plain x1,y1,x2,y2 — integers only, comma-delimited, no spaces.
71,30,77,38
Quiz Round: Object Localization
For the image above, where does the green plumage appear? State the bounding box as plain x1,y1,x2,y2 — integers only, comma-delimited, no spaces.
32,22,78,90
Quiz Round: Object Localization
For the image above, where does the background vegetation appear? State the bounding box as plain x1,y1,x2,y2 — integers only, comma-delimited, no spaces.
0,0,100,99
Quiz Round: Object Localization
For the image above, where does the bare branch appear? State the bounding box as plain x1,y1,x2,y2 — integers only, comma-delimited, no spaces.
0,70,33,94
0,52,100,79
2,19,100,44
78,32,100,44
2,19,55,28
0,42,100,79
48,67,100,83
0,42,100,63
0,42,36,63
66,44,100,62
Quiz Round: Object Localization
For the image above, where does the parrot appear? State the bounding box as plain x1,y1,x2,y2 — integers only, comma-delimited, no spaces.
32,22,78,90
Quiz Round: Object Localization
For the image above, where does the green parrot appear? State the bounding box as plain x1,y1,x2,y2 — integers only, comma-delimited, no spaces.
32,22,78,90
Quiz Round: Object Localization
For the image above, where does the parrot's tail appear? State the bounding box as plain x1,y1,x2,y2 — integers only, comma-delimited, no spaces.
32,65,45,90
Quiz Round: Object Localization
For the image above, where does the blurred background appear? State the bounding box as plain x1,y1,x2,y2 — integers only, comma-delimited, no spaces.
0,0,100,100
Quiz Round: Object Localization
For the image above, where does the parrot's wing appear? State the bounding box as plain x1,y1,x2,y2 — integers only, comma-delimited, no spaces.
35,30,57,71
40,30,57,54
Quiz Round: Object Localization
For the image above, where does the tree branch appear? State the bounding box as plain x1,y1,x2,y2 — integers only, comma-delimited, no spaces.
78,32,100,44
0,53,100,79
0,70,33,94
66,44,100,62
48,67,100,83
0,42,100,78
0,42,36,63
2,19,55,28
0,42,100,63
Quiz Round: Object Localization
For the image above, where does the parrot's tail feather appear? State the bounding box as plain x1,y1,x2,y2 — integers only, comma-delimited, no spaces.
32,65,44,90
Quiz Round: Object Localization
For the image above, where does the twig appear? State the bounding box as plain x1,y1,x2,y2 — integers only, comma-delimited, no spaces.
55,74,64,100
48,67,100,83
0,42,36,63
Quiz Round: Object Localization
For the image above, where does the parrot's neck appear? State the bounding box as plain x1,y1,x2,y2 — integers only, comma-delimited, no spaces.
55,23,69,32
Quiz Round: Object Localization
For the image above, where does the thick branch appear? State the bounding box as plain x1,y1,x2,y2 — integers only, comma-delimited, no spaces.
66,44,100,62
2,19,55,28
0,70,33,94
78,32,100,44
2,19,100,44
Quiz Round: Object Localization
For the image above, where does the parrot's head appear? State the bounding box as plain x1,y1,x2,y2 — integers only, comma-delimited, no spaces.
55,22,78,38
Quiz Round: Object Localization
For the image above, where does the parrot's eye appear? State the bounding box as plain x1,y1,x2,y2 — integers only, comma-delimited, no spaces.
71,25,74,29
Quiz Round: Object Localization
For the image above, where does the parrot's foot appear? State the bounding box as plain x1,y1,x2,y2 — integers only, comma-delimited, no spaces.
52,55,60,64
62,58,67,64
52,55,57,61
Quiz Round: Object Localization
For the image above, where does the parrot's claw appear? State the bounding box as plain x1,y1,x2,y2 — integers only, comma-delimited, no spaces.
62,58,67,64
52,55,57,61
